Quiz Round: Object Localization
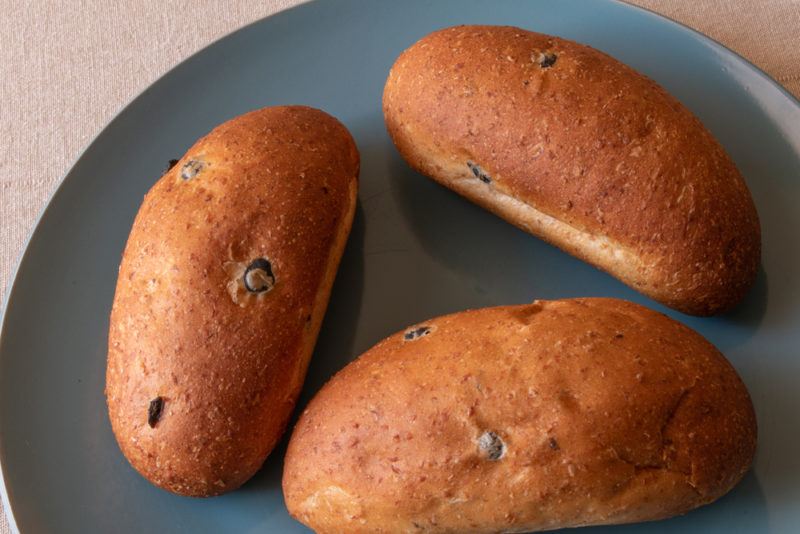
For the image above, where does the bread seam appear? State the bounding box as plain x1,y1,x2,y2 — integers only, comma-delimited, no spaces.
458,168,638,268
415,144,654,296
281,175,358,432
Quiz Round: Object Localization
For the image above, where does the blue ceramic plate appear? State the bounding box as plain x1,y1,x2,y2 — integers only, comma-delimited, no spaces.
1,0,798,532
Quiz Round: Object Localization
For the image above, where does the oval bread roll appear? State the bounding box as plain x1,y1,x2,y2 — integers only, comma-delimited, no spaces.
283,298,756,533
383,26,761,316
106,106,359,496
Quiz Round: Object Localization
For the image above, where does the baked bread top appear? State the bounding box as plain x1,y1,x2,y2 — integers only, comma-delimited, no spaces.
106,105,359,495
383,26,760,315
284,298,756,532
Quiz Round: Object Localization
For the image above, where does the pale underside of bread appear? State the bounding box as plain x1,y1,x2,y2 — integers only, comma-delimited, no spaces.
399,126,652,300
280,175,358,438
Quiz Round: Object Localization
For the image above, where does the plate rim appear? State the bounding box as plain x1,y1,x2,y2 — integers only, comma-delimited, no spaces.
616,0,800,109
1,0,798,531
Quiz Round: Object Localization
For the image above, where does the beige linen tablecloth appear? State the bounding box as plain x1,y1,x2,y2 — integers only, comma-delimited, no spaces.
0,0,798,531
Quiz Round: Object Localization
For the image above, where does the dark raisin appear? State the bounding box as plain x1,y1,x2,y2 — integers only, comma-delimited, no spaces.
615,333,624,339
538,52,558,68
243,258,275,293
549,437,559,450
466,161,491,184
148,397,164,428
161,159,180,176
404,326,431,341
181,159,204,180
478,431,505,460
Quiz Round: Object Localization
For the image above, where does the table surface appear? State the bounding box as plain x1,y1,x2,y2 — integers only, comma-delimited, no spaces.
0,0,798,532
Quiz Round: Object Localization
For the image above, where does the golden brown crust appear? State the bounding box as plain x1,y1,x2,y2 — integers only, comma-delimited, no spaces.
283,298,756,533
383,25,760,316
106,106,359,496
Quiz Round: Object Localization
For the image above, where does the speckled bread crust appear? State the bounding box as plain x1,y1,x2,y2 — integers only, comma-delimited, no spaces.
283,298,756,533
106,106,359,497
383,26,760,316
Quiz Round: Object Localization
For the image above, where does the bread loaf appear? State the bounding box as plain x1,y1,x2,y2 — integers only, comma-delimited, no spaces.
283,298,756,533
383,25,760,316
106,106,359,496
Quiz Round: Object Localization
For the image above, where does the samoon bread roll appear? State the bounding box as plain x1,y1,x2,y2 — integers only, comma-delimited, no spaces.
383,26,761,316
106,106,359,496
284,298,756,533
